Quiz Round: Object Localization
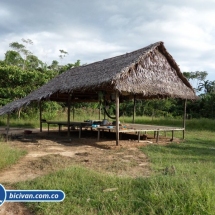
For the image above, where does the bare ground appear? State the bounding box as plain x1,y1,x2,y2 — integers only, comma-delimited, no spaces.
0,127,176,215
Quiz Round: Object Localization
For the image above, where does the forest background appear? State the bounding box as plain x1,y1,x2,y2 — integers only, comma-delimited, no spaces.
1,38,215,121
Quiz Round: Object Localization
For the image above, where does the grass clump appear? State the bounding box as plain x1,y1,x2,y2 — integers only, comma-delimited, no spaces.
0,142,27,170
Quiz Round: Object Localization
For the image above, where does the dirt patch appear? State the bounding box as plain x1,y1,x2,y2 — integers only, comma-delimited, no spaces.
0,202,34,215
0,138,151,184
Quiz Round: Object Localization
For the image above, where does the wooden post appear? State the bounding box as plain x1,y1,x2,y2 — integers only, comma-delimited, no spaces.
39,101,42,132
138,132,140,143
115,91,119,146
68,94,71,137
183,99,187,139
156,130,159,143
72,104,75,121
6,114,10,142
152,109,154,121
97,129,100,141
132,95,136,123
103,102,106,120
172,130,174,141
99,100,101,120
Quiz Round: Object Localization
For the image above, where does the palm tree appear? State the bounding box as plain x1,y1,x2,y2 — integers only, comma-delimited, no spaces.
198,80,215,94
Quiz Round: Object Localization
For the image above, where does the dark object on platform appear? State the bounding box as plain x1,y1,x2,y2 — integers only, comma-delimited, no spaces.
24,130,32,134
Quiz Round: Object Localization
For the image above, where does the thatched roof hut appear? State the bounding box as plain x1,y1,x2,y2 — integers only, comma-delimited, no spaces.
0,41,196,116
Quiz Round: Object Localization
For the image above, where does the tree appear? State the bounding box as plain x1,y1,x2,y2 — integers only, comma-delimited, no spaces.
7,39,45,71
9,40,30,70
4,50,23,67
48,60,60,72
9,42,26,53
198,80,215,94
26,54,44,70
0,65,57,117
183,71,208,81
59,49,68,60
183,71,208,92
58,60,81,74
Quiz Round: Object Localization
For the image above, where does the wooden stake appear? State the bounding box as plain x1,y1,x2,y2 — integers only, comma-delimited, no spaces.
72,104,75,121
39,101,42,132
6,114,10,142
115,91,119,146
156,130,159,143
132,95,136,123
183,99,187,139
99,100,101,120
68,94,71,137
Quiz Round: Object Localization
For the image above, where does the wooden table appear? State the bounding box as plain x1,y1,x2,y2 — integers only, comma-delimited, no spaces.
44,121,92,138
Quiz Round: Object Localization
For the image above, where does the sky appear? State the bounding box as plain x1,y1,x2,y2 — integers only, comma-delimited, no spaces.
0,0,215,86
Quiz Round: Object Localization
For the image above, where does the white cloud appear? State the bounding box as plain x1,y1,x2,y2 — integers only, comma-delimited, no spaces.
0,0,215,80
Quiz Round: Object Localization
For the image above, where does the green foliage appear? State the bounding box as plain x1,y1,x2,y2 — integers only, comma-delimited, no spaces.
9,41,26,52
41,102,63,120
58,60,81,74
183,71,208,81
0,60,5,66
0,65,56,106
4,50,23,67
6,39,46,71
25,54,44,70
198,80,215,93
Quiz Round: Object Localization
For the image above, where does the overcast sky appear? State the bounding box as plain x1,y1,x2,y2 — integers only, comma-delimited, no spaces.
1,0,215,84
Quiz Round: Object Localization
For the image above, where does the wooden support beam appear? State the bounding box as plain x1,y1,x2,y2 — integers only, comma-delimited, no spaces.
68,94,71,137
115,91,119,146
97,129,100,141
156,130,159,143
99,100,101,120
72,105,75,121
172,130,174,141
6,114,10,142
132,95,136,123
79,127,81,139
138,132,140,143
39,101,42,132
183,99,187,139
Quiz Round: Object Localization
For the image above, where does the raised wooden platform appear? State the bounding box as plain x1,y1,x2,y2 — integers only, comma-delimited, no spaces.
96,124,184,143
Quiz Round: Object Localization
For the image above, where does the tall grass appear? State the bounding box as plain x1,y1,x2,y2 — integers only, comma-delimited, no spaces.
139,130,215,214
17,163,215,214
0,108,101,129
122,116,215,131
0,142,27,170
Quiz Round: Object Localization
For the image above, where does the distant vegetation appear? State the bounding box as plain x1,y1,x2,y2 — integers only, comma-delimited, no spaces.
1,39,215,121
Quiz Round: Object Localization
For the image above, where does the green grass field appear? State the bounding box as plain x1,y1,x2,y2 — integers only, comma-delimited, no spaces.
10,117,215,215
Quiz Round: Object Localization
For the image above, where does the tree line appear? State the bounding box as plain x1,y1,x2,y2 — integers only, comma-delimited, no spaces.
0,38,215,119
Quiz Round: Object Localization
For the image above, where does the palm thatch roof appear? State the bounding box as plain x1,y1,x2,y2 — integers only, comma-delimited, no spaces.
0,41,196,115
